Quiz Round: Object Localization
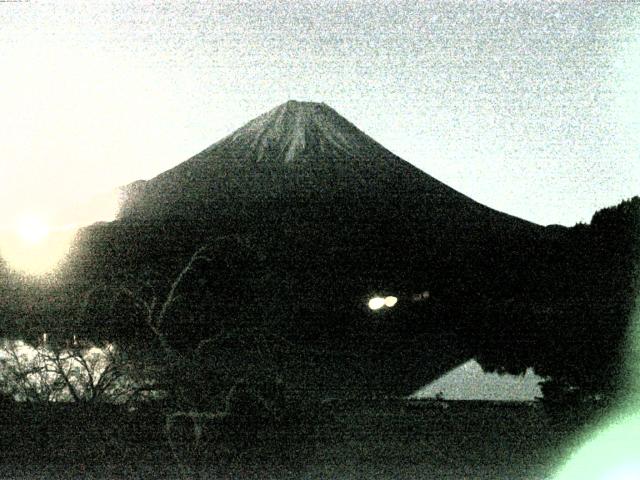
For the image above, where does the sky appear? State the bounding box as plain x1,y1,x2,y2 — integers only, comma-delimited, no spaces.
0,0,639,273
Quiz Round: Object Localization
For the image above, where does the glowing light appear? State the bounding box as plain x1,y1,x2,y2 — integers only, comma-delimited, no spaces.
553,300,640,480
368,295,398,310
384,296,398,307
0,220,77,276
17,215,49,245
368,297,386,310
553,413,640,480
603,463,640,480
0,190,118,275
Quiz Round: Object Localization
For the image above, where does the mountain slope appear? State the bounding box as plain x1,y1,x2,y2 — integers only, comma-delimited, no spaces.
120,101,536,231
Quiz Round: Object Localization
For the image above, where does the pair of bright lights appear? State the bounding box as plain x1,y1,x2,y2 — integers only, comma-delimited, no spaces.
368,296,398,310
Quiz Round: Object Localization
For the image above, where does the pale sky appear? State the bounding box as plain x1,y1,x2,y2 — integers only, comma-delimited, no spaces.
1,1,640,273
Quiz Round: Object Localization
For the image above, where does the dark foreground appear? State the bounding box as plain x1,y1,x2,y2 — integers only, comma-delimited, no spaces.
0,400,602,479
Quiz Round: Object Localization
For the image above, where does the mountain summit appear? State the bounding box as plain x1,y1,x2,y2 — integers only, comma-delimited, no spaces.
214,100,390,163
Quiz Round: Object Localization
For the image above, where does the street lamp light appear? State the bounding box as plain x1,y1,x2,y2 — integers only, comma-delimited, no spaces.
368,295,398,311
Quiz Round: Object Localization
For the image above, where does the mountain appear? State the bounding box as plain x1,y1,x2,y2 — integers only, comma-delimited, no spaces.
61,101,637,399
119,101,532,229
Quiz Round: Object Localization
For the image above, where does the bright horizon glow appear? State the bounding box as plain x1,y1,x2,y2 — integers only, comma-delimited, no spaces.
17,215,50,245
0,189,120,275
0,225,78,276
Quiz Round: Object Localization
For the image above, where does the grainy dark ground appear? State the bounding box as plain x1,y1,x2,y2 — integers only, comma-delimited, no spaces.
0,401,601,479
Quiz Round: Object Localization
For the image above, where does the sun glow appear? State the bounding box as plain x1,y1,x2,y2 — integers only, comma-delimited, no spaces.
0,215,78,276
0,190,121,276
17,215,50,245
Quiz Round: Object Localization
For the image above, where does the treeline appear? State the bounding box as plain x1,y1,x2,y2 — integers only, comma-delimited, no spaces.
474,196,640,402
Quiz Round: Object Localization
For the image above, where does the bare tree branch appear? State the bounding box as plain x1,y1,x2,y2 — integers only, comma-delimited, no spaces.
157,245,211,330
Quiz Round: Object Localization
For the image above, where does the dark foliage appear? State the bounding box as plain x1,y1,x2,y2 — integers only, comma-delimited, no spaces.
475,196,640,400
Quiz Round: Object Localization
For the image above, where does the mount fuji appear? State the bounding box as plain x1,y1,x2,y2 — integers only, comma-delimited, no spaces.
63,101,635,398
